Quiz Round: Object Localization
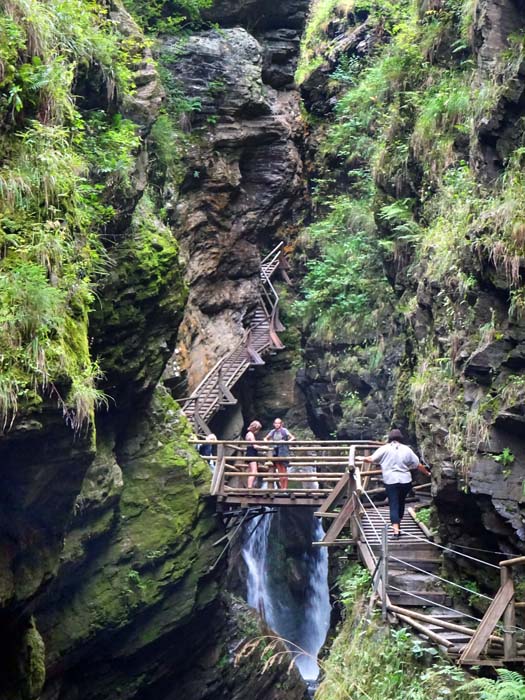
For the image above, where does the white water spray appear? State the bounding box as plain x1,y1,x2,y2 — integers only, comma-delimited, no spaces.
242,511,330,681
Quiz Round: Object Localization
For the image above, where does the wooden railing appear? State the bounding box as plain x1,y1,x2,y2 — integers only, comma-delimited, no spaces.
181,243,286,433
202,433,524,664
193,439,382,504
460,555,525,664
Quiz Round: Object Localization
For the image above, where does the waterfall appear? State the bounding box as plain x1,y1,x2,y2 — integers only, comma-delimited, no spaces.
242,511,330,682
243,511,275,621
294,517,331,680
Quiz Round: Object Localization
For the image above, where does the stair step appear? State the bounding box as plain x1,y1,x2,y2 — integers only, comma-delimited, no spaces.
388,572,442,591
388,590,452,607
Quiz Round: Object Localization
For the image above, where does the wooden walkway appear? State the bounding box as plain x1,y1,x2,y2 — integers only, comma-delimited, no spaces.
313,459,525,666
181,244,287,434
198,438,525,667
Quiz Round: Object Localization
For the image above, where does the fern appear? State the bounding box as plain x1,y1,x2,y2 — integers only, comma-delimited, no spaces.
456,669,525,700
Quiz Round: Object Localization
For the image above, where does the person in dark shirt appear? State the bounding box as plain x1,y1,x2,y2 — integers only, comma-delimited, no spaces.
246,421,262,488
264,417,295,489
198,433,217,471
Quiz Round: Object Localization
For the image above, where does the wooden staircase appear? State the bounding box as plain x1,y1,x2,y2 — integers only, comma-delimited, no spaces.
182,243,285,434
314,458,525,666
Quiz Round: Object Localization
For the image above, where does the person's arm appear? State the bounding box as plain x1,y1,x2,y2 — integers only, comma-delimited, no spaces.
247,431,255,444
406,448,431,477
363,446,384,464
264,430,272,442
287,429,296,441
416,463,431,477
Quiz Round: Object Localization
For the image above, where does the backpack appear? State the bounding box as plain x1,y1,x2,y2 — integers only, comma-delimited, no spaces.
270,428,290,458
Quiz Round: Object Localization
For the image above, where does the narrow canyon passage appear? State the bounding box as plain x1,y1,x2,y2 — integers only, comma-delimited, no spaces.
1,0,525,698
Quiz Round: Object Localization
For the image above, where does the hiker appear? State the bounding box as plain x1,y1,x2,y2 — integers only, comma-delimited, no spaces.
363,429,430,539
264,417,295,490
198,433,217,471
246,421,262,489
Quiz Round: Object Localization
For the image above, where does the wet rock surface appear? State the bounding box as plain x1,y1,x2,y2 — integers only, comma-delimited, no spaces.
164,20,306,389
296,0,525,568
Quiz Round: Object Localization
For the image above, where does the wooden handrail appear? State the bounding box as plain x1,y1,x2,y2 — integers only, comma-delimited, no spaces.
500,555,525,567
182,243,287,432
190,439,384,446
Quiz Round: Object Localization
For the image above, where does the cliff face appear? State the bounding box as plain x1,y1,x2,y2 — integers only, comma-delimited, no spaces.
167,2,309,389
0,0,310,697
296,0,525,564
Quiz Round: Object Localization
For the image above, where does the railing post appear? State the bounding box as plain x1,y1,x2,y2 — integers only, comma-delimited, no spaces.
501,564,517,660
381,525,389,620
211,443,226,496
350,493,360,542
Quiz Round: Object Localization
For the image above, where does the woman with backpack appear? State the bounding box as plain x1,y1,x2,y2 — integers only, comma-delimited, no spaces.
264,417,295,489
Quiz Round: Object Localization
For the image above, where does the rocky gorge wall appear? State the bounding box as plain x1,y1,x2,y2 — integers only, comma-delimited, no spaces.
294,0,525,582
167,1,309,391
0,0,312,698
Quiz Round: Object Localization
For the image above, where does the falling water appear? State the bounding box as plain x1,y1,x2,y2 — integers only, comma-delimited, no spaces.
243,511,274,620
242,511,331,682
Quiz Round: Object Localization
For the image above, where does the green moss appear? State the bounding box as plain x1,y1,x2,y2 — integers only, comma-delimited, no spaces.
43,388,216,657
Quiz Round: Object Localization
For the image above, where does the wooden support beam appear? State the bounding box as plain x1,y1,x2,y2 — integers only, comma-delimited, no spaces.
502,566,517,660
222,471,347,478
323,494,357,544
395,612,455,649
191,439,384,446
381,526,388,620
387,605,503,644
500,555,525,567
217,373,237,405
223,487,334,494
315,472,350,515
217,455,354,462
459,579,515,663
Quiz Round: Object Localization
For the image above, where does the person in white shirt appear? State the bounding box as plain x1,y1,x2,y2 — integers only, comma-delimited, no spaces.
363,429,430,538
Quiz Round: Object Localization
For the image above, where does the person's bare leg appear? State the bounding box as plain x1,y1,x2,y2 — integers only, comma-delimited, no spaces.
247,461,257,488
277,463,288,490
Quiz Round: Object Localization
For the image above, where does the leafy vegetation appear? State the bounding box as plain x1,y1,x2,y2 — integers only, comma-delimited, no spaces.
0,0,147,429
455,669,525,700
317,606,466,700
293,196,390,341
337,563,371,609
296,0,525,482
122,0,212,33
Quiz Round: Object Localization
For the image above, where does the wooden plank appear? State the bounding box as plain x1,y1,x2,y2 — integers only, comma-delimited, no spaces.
396,613,454,648
315,472,350,515
408,507,434,539
313,539,353,547
217,455,355,463
460,579,515,663
387,605,503,644
192,439,384,445
222,472,346,478
357,540,377,572
323,494,357,543
222,487,334,494
219,496,326,507
500,555,525,567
